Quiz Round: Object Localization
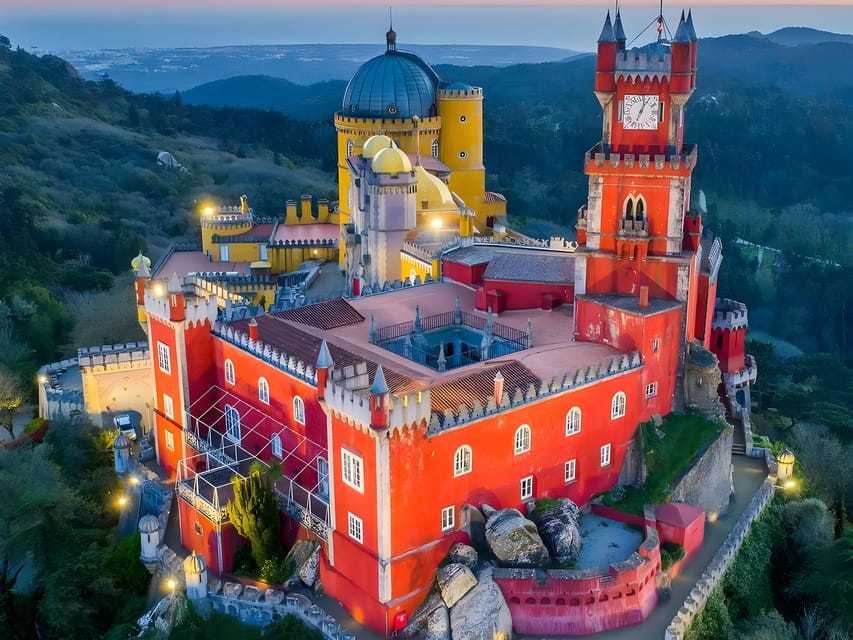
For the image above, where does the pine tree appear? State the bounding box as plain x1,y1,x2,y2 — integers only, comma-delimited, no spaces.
226,467,280,569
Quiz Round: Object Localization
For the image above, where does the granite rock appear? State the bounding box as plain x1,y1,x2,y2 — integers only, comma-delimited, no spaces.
485,507,549,567
436,562,478,608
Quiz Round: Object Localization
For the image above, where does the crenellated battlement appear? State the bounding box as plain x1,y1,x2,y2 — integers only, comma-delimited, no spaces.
200,212,253,229
436,87,483,99
615,48,671,80
334,113,442,134
77,341,149,369
428,351,643,434
712,298,748,331
214,324,316,386
586,143,697,172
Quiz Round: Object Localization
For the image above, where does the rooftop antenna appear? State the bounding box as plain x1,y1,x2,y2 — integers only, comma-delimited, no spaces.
657,0,664,41
386,6,396,52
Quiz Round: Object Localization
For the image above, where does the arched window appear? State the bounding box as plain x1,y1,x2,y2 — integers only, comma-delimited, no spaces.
625,197,634,220
224,359,235,385
317,457,329,498
611,391,626,419
514,425,531,454
431,138,439,158
293,396,305,424
224,404,241,442
566,407,582,436
635,196,646,220
258,377,269,404
454,445,472,477
346,139,354,157
271,433,282,458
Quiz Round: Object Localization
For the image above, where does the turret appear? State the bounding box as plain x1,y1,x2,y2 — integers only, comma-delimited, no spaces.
671,11,693,94
316,339,334,400
369,364,390,431
132,252,151,327
595,11,618,94
248,317,259,342
613,10,627,52
168,272,185,322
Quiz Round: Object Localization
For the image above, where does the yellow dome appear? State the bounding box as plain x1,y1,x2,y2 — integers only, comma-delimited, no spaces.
415,165,455,209
362,134,395,159
372,146,413,174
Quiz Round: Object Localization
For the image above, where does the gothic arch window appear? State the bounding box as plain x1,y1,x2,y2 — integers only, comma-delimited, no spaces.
623,195,647,222
611,391,627,420
625,197,634,220
566,407,582,436
293,396,305,424
514,425,531,454
258,377,269,404
224,359,235,385
454,445,472,476
431,138,439,158
635,196,646,220
224,404,241,442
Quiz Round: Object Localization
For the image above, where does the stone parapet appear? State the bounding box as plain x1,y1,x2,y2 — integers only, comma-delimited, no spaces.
712,298,748,331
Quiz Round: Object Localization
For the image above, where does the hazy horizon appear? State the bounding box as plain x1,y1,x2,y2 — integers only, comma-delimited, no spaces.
3,3,852,52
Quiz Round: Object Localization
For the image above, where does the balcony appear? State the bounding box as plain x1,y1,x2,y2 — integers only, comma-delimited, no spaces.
722,354,758,389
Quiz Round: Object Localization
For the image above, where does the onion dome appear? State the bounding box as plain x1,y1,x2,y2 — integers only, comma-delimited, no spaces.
342,30,440,119
372,146,413,174
138,514,160,534
362,134,396,159
183,551,207,575
776,449,795,465
113,432,131,449
415,166,455,209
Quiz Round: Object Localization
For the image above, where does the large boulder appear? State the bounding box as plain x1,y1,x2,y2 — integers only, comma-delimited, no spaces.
402,590,451,640
298,544,321,588
447,542,479,569
528,498,582,564
436,562,478,608
485,508,549,567
449,569,513,640
284,539,319,588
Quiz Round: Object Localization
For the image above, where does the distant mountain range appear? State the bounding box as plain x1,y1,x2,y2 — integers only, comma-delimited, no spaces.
757,26,853,47
59,44,579,94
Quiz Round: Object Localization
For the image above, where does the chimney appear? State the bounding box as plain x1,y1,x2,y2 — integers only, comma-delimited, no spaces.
286,199,297,221
639,286,649,309
168,272,185,322
300,194,312,221
248,318,259,342
493,371,504,406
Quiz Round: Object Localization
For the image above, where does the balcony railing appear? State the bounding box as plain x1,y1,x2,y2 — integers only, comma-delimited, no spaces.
276,477,331,542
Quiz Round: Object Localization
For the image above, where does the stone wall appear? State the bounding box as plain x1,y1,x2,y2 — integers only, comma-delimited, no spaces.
665,454,775,640
669,426,733,519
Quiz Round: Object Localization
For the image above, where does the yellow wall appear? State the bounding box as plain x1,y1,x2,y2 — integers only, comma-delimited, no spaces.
269,245,337,274
200,218,253,257
400,252,439,284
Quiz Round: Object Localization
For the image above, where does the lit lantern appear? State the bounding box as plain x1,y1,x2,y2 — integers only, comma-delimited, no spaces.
776,449,795,482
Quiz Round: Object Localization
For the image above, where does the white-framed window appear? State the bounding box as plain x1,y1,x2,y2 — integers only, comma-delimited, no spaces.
600,443,612,468
271,433,282,458
441,506,455,531
347,512,363,543
224,404,241,443
157,341,171,374
454,445,472,477
520,475,534,501
565,459,577,483
224,359,235,385
566,407,582,436
341,449,364,492
258,377,269,404
617,99,624,122
164,430,175,452
611,391,627,419
293,396,305,424
346,138,354,157
646,382,658,398
163,393,174,420
652,337,660,353
431,138,439,158
317,457,329,499
514,425,531,455
220,244,230,261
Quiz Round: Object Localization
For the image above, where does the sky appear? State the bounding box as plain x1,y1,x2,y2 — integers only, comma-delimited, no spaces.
2,2,852,51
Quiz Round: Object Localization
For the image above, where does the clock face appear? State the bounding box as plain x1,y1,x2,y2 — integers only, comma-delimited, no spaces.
623,94,660,130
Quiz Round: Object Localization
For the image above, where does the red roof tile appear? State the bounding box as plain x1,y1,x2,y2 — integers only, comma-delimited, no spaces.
430,360,541,416
271,298,364,330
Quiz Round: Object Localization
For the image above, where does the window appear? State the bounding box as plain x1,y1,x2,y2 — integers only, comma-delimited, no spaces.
164,430,175,452
458,150,467,159
618,99,624,122
317,457,329,499
600,444,612,467
514,425,531,454
566,407,582,436
224,359,235,385
431,138,439,158
565,459,577,483
258,377,269,404
271,433,282,458
157,341,171,374
194,521,203,536
341,449,364,492
293,396,305,424
347,513,363,543
611,391,626,419
441,506,455,531
163,393,174,419
259,244,268,261
659,101,666,122
459,115,467,123
346,139,354,157
224,404,241,442
220,245,230,261
652,337,660,353
454,445,472,477
646,382,658,398
520,476,534,501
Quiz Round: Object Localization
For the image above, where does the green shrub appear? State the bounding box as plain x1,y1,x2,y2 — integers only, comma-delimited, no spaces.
262,613,323,640
660,542,686,570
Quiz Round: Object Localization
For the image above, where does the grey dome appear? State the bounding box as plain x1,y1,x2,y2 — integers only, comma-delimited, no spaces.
139,514,160,534
113,432,131,449
342,44,439,120
183,551,207,575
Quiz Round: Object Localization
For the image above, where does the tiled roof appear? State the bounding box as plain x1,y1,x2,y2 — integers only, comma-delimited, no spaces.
271,298,364,330
227,223,276,243
430,360,541,416
483,253,575,284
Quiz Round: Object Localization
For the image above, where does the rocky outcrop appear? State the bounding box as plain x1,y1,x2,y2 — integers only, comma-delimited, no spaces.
484,507,549,567
402,590,451,640
447,543,479,569
528,498,582,564
297,544,321,588
450,567,513,640
284,539,320,588
437,563,478,608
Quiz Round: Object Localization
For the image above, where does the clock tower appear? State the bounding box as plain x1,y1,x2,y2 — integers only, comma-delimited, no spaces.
576,9,700,339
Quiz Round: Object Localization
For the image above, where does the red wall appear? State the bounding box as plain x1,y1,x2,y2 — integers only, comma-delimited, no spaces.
177,499,242,574
711,326,746,374
442,260,488,286
476,279,574,312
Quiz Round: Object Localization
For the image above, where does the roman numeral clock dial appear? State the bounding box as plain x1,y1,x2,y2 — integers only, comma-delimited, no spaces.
623,94,660,130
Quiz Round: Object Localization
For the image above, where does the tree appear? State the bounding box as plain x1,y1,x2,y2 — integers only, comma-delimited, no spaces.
0,369,24,438
226,466,280,570
797,529,853,627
